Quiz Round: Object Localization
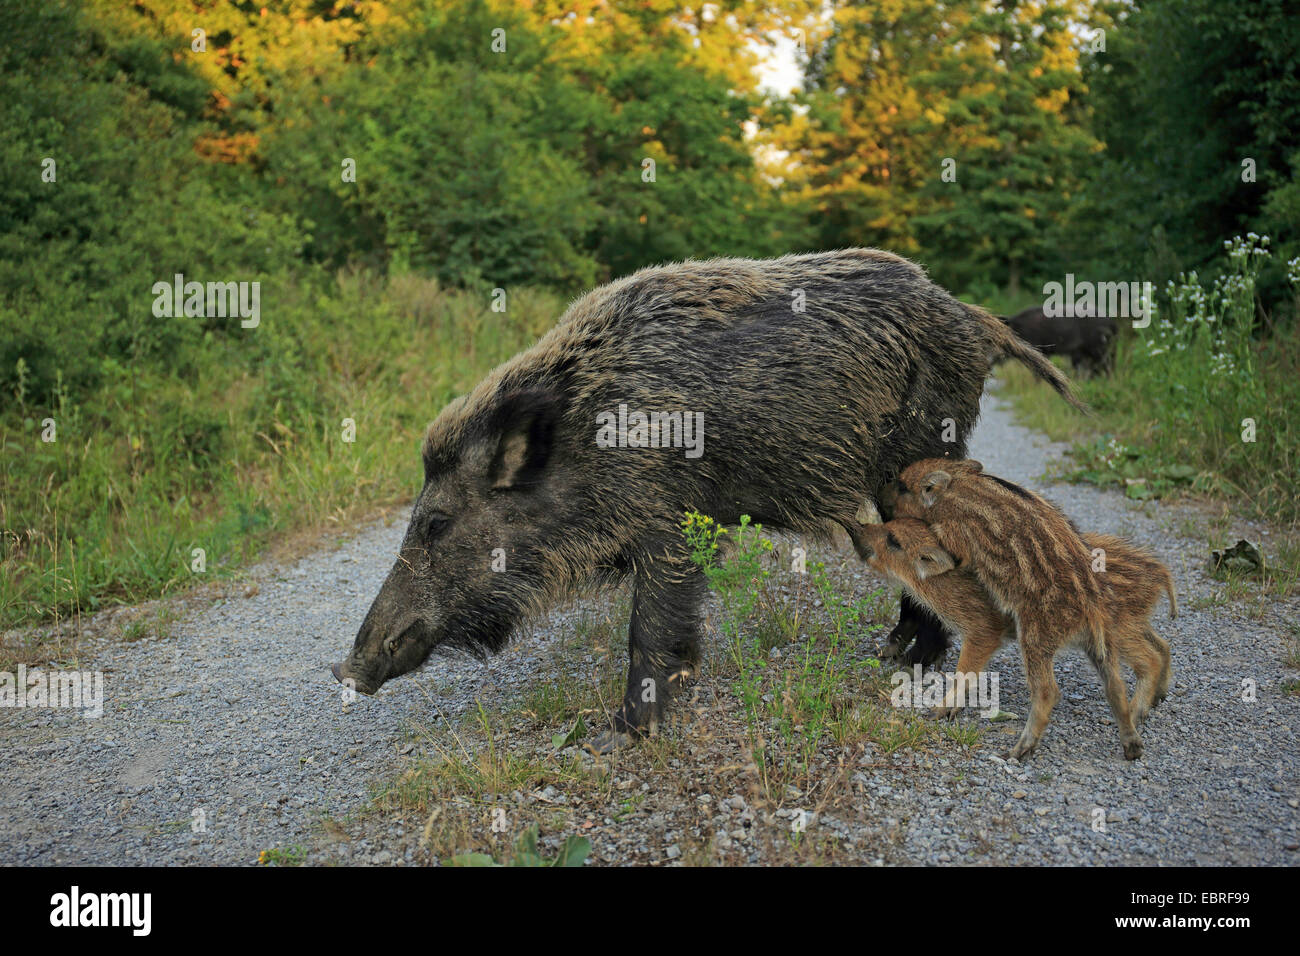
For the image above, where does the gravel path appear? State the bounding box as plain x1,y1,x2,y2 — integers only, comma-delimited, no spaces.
2,387,1297,865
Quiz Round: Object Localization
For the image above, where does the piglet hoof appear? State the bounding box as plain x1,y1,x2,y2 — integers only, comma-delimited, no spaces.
583,729,636,756
1006,740,1036,762
1122,739,1144,761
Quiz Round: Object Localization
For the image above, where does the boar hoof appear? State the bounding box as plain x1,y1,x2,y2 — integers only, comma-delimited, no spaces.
584,729,637,755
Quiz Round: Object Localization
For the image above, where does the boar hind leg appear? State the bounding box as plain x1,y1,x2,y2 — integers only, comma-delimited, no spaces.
1085,644,1143,760
1124,642,1158,726
1144,625,1172,708
586,554,705,755
1131,625,1172,724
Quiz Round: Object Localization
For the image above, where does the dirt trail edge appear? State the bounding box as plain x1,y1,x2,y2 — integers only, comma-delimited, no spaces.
2,388,1297,865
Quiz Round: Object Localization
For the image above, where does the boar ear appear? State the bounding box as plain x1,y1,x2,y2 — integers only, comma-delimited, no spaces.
915,546,955,578
488,388,564,490
920,470,952,508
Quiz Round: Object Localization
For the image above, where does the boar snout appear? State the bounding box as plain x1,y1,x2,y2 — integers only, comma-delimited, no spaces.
329,660,376,696
342,605,434,692
331,656,382,696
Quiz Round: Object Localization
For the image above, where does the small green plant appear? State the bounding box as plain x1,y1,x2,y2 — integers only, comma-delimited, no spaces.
449,825,591,867
612,793,645,822
258,845,307,866
1062,437,1202,501
118,606,179,642
681,512,772,637
1284,624,1300,670
551,714,588,750
942,721,984,748
680,510,885,800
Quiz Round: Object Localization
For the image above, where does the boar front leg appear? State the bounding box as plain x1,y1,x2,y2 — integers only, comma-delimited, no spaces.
1008,630,1061,761
586,548,705,755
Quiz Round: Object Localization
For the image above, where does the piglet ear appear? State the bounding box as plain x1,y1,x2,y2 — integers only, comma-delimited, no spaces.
920,469,952,508
489,388,564,490
966,460,984,474
915,546,955,579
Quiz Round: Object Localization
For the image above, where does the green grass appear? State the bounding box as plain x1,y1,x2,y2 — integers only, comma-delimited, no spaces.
996,236,1300,527
1,271,565,632
118,606,180,643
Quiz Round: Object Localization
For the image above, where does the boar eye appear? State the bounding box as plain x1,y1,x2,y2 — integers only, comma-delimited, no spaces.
424,513,452,538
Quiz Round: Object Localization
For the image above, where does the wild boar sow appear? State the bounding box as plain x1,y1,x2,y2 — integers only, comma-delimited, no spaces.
332,248,1083,752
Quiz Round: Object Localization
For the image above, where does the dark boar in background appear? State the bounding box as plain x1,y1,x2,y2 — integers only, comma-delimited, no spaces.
333,248,1084,751
1003,305,1117,376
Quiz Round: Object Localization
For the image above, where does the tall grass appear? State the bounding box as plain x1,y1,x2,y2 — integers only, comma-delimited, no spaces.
0,271,565,630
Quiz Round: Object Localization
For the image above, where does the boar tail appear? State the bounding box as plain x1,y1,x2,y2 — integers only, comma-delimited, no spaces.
968,304,1090,414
